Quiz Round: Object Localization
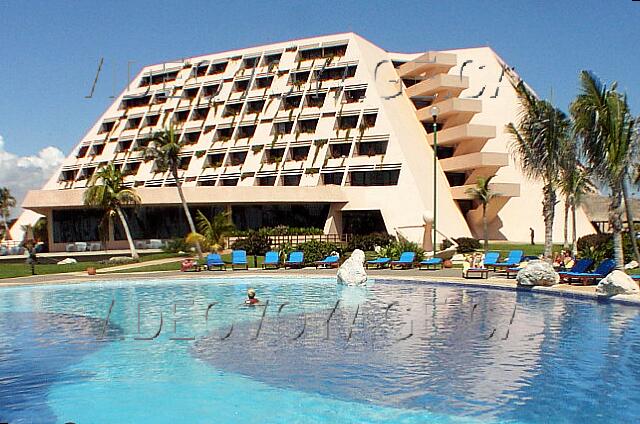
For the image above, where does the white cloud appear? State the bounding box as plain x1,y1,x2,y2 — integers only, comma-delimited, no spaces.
0,134,65,218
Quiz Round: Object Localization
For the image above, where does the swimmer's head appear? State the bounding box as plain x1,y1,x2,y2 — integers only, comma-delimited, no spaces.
247,288,256,299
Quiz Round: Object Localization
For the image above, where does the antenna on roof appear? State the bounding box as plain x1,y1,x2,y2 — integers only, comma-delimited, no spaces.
85,57,104,99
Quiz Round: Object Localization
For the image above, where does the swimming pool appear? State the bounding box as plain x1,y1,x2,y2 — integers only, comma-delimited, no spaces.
1,277,639,423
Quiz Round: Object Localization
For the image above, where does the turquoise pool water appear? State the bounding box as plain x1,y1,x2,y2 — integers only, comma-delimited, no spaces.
1,277,640,423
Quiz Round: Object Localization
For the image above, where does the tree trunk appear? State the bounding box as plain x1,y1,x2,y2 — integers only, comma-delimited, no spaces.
173,167,203,260
609,189,625,270
115,206,139,260
2,211,10,239
571,203,578,258
622,178,640,263
563,197,570,250
542,184,556,262
482,204,488,253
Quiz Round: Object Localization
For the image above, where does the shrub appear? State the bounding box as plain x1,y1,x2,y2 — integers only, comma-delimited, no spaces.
440,239,454,250
347,232,394,252
577,232,634,263
231,231,272,266
163,237,189,253
296,239,342,263
379,240,424,260
454,237,481,253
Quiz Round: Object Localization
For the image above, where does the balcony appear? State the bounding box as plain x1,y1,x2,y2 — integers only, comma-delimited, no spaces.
405,74,469,100
397,51,457,78
416,97,481,124
438,152,509,173
450,182,520,200
426,124,496,147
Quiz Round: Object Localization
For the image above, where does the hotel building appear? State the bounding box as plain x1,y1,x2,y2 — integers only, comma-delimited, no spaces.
22,33,596,251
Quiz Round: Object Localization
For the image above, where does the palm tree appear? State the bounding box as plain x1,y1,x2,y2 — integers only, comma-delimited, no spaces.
507,82,570,261
195,210,236,252
0,187,16,239
466,175,498,253
571,71,639,269
146,124,203,260
84,164,140,260
558,157,593,257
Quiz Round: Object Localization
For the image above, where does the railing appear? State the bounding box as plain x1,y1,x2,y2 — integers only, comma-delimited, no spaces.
226,233,351,248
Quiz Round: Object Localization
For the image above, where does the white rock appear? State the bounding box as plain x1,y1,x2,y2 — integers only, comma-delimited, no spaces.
596,270,640,296
624,260,639,270
57,258,77,265
516,260,559,287
109,256,132,263
337,249,367,286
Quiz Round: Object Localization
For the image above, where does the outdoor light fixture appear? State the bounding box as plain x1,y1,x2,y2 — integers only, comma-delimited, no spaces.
430,105,440,255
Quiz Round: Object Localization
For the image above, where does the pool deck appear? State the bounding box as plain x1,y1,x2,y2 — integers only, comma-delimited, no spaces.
2,264,640,306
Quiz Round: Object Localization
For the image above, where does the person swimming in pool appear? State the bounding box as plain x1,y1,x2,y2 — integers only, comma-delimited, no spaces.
245,288,260,305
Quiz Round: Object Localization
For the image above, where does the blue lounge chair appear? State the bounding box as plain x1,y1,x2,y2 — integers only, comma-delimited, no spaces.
231,250,248,270
419,257,443,270
366,257,391,269
562,258,616,285
631,274,640,280
315,255,340,269
284,251,304,269
391,252,416,269
262,251,280,269
206,253,226,271
557,258,594,277
483,251,501,269
492,250,524,271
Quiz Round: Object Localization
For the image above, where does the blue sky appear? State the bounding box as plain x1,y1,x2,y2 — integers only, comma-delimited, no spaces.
0,0,638,159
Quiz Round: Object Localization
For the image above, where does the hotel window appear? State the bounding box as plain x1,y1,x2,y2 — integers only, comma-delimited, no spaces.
208,61,228,75
322,172,343,185
123,162,141,176
220,178,238,186
144,114,160,127
281,95,302,110
191,108,209,121
297,118,318,134
315,65,356,82
206,153,225,168
178,156,191,170
344,88,366,103
305,93,326,108
446,173,466,187
298,44,347,61
233,79,250,93
90,143,105,156
282,175,302,186
202,84,221,98
98,121,115,134
150,71,177,85
288,71,310,86
272,121,293,136
121,95,152,109
136,137,151,149
423,122,444,134
361,113,377,129
348,170,400,186
237,125,256,139
437,147,454,160
329,143,351,158
223,103,243,117
125,117,142,130
76,145,89,158
356,140,387,157
215,127,233,142
246,100,265,114
242,57,259,69
229,151,248,166
59,170,77,182
264,148,285,164
257,176,277,186
254,76,274,89
77,167,96,181
153,92,168,104
262,53,281,67
183,87,199,99
198,180,217,186
193,64,209,78
336,115,358,130
289,146,310,161
117,139,133,153
174,110,190,123
182,132,200,144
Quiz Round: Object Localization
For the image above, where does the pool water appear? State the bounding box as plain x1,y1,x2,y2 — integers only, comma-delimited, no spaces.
1,277,640,423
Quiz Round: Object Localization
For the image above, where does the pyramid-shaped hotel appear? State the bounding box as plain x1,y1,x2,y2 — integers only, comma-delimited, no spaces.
23,33,596,251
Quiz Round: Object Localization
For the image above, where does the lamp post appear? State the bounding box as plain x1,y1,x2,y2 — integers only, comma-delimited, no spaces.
430,105,440,256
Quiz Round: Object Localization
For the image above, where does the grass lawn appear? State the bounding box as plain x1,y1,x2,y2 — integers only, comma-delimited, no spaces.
0,252,185,280
486,242,565,257
104,253,267,274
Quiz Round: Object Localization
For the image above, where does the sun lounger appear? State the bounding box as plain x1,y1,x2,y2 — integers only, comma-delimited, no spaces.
419,257,443,270
206,253,226,271
284,251,304,269
561,258,616,285
315,255,340,269
262,251,280,269
557,258,594,278
492,250,524,271
231,250,248,270
366,257,391,269
482,251,501,270
464,267,489,279
390,252,416,269
505,267,521,278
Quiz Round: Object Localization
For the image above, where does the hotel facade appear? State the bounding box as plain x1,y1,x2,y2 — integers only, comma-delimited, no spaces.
22,33,596,252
